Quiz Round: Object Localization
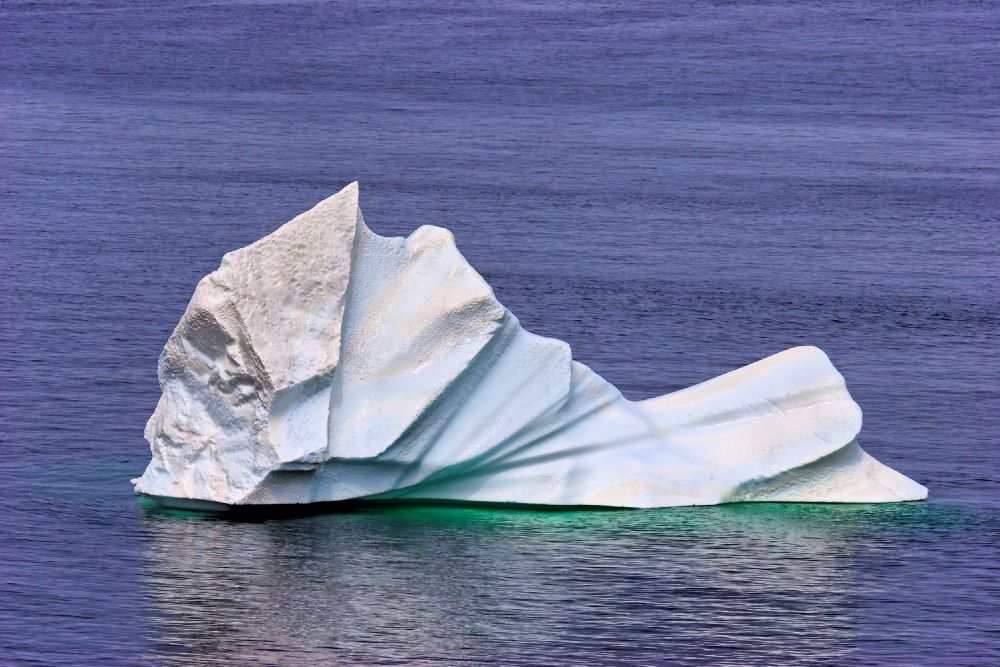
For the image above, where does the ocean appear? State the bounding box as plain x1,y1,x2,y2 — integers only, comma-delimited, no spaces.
2,1,998,664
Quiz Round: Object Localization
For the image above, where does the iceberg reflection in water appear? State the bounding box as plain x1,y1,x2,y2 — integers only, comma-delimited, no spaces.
140,503,948,665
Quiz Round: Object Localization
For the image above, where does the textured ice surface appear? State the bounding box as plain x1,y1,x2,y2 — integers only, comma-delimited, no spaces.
133,183,927,508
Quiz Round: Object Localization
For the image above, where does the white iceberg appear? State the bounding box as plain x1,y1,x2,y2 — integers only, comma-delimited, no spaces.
133,182,927,510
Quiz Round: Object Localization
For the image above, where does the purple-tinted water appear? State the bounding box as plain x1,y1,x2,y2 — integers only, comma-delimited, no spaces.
2,1,998,664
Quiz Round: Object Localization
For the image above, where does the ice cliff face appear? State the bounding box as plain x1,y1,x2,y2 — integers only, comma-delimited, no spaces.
133,182,927,508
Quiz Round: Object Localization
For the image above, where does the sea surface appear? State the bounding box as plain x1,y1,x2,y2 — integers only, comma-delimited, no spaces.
2,1,998,664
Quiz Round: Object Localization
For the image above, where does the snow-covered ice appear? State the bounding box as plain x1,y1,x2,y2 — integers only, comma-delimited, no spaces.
133,182,927,509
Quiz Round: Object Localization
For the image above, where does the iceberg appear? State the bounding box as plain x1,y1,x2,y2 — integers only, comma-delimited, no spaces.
133,182,927,510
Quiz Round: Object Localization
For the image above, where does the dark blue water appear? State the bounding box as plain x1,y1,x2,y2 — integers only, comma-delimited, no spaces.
2,1,998,664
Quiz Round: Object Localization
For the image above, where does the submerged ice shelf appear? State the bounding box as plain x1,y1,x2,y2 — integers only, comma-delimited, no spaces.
133,183,927,509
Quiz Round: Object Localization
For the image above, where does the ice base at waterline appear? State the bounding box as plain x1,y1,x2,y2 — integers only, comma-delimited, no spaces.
133,183,927,509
